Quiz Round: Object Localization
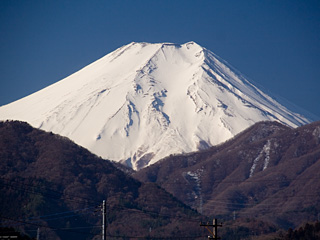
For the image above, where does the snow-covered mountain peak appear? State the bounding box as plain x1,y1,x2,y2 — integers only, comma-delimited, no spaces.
0,42,310,169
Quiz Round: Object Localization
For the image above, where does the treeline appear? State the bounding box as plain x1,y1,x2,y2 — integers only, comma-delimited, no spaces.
0,227,34,240
276,222,320,240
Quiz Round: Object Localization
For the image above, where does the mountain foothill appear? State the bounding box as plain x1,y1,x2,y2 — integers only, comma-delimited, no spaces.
1,120,319,239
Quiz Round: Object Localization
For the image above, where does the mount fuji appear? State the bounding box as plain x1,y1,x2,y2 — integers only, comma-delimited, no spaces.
0,42,310,169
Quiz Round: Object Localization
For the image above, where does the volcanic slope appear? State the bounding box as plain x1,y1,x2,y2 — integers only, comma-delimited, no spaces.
134,120,320,229
0,42,310,169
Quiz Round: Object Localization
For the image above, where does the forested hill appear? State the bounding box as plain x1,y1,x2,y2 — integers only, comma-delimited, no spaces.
0,120,202,240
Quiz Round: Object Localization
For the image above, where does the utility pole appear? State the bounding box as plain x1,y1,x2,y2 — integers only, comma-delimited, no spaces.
102,200,107,240
36,228,40,240
200,218,222,239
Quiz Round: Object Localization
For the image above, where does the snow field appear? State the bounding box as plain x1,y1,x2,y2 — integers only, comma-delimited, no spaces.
0,41,310,169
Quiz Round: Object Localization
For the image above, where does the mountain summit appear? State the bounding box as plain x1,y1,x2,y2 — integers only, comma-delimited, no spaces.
0,42,310,169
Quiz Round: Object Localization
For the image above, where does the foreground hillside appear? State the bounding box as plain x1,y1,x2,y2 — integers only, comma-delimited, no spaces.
0,121,203,240
134,121,320,230
2,120,319,239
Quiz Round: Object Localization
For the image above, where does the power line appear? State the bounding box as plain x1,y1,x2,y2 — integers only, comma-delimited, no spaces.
0,215,205,239
1,204,100,230
25,206,98,221
2,174,319,207
0,177,202,222
105,234,204,239
156,176,320,186
0,177,101,205
0,181,205,238
2,175,318,216
1,175,318,238
203,195,319,209
2,175,318,223
0,216,98,236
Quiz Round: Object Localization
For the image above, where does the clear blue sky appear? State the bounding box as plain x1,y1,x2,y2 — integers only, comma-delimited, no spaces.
1,0,319,120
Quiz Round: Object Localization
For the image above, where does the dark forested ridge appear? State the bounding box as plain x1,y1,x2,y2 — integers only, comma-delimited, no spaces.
0,120,203,240
134,121,320,230
1,120,320,239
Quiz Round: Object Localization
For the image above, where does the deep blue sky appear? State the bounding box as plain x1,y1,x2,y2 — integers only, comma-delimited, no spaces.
1,0,319,119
